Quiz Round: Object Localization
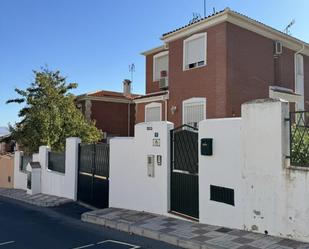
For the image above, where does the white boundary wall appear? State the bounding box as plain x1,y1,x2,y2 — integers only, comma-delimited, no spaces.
199,118,243,229
199,99,309,242
109,122,174,215
13,137,80,200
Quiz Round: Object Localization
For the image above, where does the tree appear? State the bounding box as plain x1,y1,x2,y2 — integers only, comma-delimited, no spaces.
7,68,102,154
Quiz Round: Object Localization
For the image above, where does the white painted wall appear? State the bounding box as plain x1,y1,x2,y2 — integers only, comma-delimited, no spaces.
199,99,309,242
199,118,243,229
39,138,80,200
13,137,80,200
13,151,27,190
109,122,174,215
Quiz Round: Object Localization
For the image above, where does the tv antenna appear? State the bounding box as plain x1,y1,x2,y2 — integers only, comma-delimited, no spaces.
204,0,206,17
283,19,295,35
189,12,201,24
129,63,135,83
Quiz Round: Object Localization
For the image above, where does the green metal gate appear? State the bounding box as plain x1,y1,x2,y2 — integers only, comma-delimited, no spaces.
170,125,199,220
77,143,109,208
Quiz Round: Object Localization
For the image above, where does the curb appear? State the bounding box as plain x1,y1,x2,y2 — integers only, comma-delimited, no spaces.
81,213,223,249
0,190,71,207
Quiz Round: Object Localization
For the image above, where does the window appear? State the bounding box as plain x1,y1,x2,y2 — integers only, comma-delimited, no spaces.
295,54,304,110
183,98,206,128
183,33,207,70
145,102,162,122
153,51,169,81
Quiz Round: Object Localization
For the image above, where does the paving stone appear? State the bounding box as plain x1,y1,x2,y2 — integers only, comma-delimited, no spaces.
130,225,144,236
228,230,251,237
81,207,309,249
278,239,305,248
233,237,255,244
192,235,213,242
204,231,226,238
117,222,130,232
216,227,233,233
207,236,242,249
159,233,179,246
249,236,282,248
192,229,210,235
237,246,260,249
178,238,203,249
143,229,161,240
158,227,176,233
244,232,267,240
265,244,293,249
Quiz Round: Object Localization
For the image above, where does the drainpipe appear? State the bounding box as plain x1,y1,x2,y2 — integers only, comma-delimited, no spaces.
294,44,305,110
128,102,131,136
165,99,168,121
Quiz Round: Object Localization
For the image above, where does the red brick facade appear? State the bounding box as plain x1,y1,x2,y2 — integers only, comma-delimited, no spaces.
137,21,309,127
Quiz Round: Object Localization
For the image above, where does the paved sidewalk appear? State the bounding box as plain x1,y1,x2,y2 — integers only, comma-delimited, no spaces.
82,208,309,249
0,188,71,207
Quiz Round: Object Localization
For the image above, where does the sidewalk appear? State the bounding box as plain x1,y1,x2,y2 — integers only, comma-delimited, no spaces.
0,188,71,207
82,208,309,249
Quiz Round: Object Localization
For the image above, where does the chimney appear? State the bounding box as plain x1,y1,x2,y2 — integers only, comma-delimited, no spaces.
123,79,132,97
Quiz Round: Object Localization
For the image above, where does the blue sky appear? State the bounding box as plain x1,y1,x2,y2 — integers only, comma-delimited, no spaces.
0,0,308,126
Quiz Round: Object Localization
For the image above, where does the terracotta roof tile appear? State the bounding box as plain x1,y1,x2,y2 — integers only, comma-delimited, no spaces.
162,8,308,46
87,90,141,100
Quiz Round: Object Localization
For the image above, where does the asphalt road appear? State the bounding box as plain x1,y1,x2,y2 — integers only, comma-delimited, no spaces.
0,196,180,249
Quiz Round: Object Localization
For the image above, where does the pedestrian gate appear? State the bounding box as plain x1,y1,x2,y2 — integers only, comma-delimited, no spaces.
170,125,199,220
77,143,109,208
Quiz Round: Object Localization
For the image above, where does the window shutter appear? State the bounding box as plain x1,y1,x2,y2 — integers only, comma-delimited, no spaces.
183,99,205,127
154,53,168,81
185,36,205,66
145,106,161,122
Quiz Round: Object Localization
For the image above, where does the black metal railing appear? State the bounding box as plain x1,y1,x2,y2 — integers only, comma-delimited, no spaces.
48,151,65,173
289,111,309,167
20,154,32,172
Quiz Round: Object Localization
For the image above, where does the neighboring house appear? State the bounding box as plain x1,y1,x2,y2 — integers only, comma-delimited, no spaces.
76,80,141,140
135,8,309,127
0,128,14,154
0,128,14,188
0,154,14,188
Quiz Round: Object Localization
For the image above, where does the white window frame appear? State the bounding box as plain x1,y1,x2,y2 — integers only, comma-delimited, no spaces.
153,51,169,81
295,53,304,110
145,102,162,122
182,97,206,127
183,33,207,71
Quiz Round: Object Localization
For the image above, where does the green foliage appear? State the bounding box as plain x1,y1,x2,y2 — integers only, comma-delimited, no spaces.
7,68,102,154
291,123,309,167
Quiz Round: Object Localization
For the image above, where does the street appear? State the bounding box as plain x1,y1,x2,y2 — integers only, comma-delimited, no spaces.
0,197,180,249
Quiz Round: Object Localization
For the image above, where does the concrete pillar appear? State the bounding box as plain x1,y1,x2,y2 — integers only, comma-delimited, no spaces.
65,137,81,201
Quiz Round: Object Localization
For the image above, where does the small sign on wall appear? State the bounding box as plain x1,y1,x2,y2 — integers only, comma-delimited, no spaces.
153,139,160,147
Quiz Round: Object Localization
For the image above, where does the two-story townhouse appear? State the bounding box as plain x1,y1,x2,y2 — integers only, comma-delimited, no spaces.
135,8,309,128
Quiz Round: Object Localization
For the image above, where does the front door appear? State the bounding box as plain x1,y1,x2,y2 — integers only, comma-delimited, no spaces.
170,125,199,220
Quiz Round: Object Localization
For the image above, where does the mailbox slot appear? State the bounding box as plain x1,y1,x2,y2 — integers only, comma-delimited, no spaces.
201,138,213,156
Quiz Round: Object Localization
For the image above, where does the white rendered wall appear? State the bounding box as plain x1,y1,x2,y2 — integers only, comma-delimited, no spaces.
109,122,174,215
13,151,27,190
13,137,80,200
40,137,80,200
199,99,309,242
199,118,243,229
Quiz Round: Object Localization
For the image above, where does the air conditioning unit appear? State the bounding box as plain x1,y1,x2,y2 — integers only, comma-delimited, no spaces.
274,41,283,55
159,77,168,89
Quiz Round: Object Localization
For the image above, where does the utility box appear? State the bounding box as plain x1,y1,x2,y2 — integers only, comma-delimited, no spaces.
201,138,213,156
26,162,42,195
